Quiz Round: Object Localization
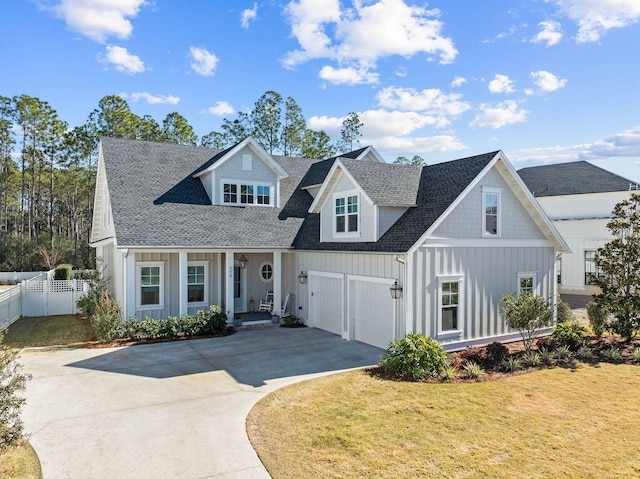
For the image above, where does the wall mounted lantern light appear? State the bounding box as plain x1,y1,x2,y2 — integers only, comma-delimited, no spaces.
298,271,308,284
390,279,403,300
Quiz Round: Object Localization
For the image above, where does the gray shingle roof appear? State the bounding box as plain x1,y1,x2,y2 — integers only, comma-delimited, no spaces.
101,138,314,249
101,138,497,253
518,161,635,197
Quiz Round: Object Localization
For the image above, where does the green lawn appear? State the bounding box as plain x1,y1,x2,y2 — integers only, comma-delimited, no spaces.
0,442,42,479
248,363,640,479
2,315,93,348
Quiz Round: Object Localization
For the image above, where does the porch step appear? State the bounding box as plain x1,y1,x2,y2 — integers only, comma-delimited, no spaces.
236,320,280,330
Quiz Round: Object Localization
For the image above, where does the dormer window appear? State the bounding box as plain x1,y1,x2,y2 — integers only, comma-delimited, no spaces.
222,181,273,207
335,193,359,235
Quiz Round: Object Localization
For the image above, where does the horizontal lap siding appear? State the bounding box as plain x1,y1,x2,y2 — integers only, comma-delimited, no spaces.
419,246,554,345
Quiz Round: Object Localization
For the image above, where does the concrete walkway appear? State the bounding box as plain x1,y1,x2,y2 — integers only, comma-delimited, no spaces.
20,328,383,479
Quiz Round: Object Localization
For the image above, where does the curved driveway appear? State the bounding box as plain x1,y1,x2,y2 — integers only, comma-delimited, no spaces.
20,327,383,479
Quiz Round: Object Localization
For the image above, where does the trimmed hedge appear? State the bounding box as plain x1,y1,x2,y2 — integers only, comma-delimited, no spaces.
54,264,73,280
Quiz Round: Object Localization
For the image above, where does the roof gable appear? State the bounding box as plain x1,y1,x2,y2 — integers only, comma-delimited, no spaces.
192,137,288,180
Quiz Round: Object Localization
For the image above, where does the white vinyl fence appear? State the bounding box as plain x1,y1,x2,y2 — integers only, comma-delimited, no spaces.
21,279,89,317
0,272,91,329
0,285,22,329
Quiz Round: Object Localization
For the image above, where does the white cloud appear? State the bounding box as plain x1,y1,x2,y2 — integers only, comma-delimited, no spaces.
99,46,145,74
469,100,528,129
553,0,640,42
530,70,567,92
123,92,180,104
189,47,218,76
241,3,258,28
46,0,146,43
369,135,467,155
451,76,467,88
488,74,516,94
283,0,457,79
376,86,471,120
319,65,379,85
531,20,563,46
207,101,235,116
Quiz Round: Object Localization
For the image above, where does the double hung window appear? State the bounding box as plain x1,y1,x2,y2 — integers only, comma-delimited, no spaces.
222,182,272,206
482,187,501,237
187,264,207,304
137,262,164,309
335,194,358,234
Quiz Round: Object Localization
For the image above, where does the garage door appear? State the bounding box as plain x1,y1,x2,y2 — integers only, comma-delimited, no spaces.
351,278,395,350
309,273,344,336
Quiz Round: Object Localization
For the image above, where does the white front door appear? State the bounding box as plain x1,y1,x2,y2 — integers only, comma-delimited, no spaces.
233,264,247,312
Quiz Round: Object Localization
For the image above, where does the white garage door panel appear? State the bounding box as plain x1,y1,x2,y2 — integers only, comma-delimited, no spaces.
310,274,343,336
353,280,394,350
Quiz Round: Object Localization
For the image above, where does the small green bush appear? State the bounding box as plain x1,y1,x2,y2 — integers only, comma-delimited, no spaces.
502,356,521,372
463,361,486,379
554,345,572,360
632,348,640,362
522,352,541,367
552,322,588,351
586,302,609,338
556,298,574,323
485,341,509,366
380,333,449,380
54,264,73,280
603,346,622,362
539,347,554,364
90,291,124,343
441,366,458,380
0,331,31,451
576,348,594,360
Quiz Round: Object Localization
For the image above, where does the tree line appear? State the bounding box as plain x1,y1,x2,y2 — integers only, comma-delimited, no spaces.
0,91,364,272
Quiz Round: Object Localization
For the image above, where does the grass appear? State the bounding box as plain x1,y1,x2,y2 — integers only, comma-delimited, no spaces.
2,315,93,348
247,363,640,479
0,442,42,479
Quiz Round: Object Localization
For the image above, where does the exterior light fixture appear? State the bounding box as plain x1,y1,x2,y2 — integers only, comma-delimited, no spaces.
239,254,248,269
390,279,403,300
298,271,308,284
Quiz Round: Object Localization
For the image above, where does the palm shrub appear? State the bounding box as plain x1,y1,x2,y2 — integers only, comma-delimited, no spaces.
586,301,609,339
502,356,521,372
463,361,486,379
380,333,449,380
501,292,554,353
552,322,588,351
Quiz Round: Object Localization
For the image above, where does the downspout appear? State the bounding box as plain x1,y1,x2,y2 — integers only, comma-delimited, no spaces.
395,255,407,338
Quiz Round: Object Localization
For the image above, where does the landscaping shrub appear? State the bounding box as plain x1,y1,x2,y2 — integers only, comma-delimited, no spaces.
539,347,555,364
576,348,594,360
502,356,521,372
90,291,124,343
380,333,449,380
161,316,181,340
556,298,574,323
586,301,609,339
485,341,509,366
554,345,572,360
632,348,640,362
522,351,541,367
552,322,588,351
136,317,162,340
199,305,228,335
462,361,485,379
54,263,73,280
0,331,31,451
603,346,622,362
501,292,554,353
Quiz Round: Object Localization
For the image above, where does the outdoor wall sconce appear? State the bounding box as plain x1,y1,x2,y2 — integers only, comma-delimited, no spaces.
239,254,248,269
298,270,308,284
390,279,403,299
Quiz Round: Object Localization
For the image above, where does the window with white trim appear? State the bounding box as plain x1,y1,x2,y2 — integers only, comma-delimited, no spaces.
585,250,598,285
482,187,501,237
187,262,208,304
438,275,464,334
137,262,164,309
222,181,272,206
517,272,537,298
335,194,358,234
259,262,273,282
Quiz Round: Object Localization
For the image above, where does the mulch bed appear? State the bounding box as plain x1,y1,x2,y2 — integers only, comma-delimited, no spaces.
367,335,640,384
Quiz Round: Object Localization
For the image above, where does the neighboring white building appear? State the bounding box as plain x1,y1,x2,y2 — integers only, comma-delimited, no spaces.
91,137,568,351
518,161,639,296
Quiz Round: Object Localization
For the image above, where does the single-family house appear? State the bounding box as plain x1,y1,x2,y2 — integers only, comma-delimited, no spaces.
90,137,568,350
518,161,638,296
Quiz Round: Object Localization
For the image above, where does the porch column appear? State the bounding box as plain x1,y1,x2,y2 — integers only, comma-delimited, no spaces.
178,251,188,316
124,250,136,319
225,251,234,321
215,252,222,306
272,251,282,317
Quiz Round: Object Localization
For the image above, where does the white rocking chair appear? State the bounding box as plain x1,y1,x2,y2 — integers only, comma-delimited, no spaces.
279,293,291,318
259,291,273,312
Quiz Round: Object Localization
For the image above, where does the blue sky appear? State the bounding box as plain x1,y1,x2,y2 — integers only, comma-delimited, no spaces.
4,0,640,182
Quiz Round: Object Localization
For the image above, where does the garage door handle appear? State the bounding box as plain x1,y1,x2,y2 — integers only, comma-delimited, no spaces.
311,292,314,296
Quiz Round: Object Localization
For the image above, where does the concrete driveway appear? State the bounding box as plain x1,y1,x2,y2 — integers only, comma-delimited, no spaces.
20,327,383,479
